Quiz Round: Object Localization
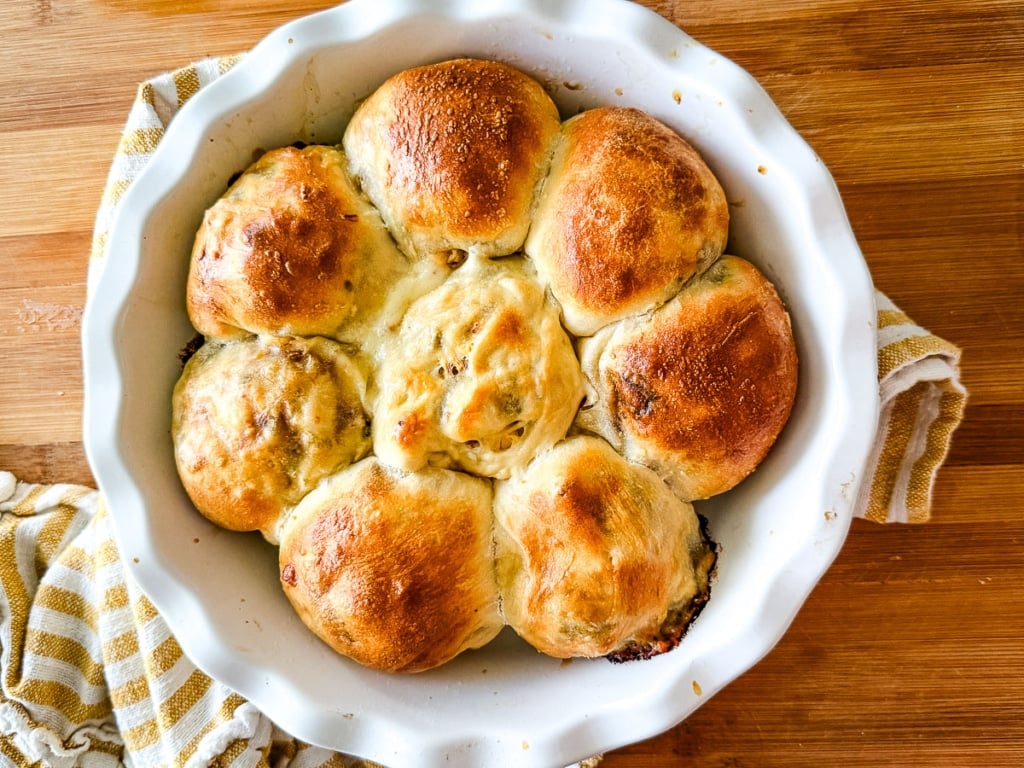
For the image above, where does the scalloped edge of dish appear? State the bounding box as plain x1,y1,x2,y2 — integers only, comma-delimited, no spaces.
83,0,879,765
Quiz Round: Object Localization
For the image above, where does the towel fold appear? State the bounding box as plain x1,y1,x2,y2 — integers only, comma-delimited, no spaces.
2,57,965,767
854,293,967,523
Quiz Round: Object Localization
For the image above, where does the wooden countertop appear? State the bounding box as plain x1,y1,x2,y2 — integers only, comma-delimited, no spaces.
1,0,1021,765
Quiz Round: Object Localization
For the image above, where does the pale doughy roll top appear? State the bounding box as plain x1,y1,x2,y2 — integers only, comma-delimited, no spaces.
277,458,503,673
187,144,409,342
576,255,798,501
525,106,730,337
343,58,561,266
493,435,715,660
370,255,586,479
171,335,371,544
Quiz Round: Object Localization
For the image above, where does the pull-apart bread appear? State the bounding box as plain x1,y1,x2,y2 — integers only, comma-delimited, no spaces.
171,57,799,673
494,436,715,660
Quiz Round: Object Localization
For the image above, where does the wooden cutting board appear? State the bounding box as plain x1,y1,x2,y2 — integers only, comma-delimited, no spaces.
1,0,1022,765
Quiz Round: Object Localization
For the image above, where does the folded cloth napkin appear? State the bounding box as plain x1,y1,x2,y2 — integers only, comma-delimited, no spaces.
2,57,966,767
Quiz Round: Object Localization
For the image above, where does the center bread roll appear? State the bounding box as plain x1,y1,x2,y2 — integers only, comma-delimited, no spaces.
343,58,561,266
370,255,586,479
277,458,503,674
493,436,715,660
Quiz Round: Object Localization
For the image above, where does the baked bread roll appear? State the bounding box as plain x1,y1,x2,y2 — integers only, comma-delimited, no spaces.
343,58,561,266
187,144,408,342
170,58,801,674
493,436,715,660
278,458,503,673
171,335,370,543
577,255,798,501
370,255,585,479
525,106,729,336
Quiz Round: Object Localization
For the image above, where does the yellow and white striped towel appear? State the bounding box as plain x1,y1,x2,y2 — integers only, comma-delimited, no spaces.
1,57,966,767
855,293,968,524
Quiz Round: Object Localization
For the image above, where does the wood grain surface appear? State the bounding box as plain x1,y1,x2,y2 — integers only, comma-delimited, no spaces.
1,0,1022,765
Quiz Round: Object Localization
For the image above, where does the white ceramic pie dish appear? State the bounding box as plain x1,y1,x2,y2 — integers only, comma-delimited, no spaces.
82,0,879,765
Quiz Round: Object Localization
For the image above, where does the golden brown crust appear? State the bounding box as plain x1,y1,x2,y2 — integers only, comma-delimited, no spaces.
277,458,503,673
171,61,806,672
577,255,798,501
171,336,370,543
526,107,729,336
187,144,408,341
343,58,561,263
493,436,714,659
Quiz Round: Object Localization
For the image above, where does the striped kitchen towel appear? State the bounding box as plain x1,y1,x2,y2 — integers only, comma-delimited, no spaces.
1,56,965,767
854,293,967,523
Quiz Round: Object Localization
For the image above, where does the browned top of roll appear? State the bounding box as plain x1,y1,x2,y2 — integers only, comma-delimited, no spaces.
278,458,503,673
578,255,798,501
493,435,713,659
343,58,561,262
526,106,729,336
187,144,407,340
